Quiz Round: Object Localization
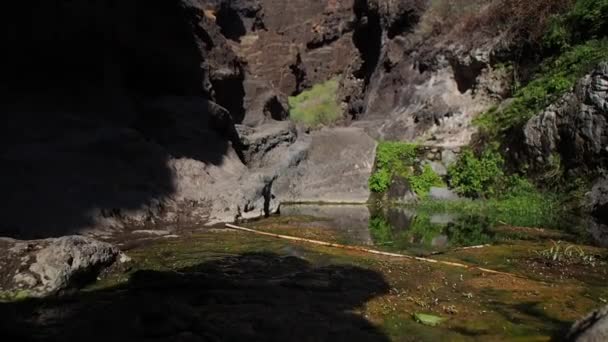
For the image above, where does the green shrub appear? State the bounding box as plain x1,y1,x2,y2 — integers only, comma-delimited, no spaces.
476,39,608,137
448,149,505,198
545,0,608,49
409,164,445,198
369,168,392,193
288,79,341,127
369,142,418,193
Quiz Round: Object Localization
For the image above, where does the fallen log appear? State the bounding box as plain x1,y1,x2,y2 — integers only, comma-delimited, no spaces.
225,224,518,278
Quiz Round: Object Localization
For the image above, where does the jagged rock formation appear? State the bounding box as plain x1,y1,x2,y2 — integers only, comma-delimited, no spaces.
523,63,608,172
0,0,567,238
0,236,128,297
0,0,299,238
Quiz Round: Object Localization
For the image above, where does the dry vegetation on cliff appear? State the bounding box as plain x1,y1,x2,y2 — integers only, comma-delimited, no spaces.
418,0,574,47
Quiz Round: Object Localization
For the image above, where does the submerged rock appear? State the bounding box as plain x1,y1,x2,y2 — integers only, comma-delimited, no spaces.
1,236,128,297
565,305,608,342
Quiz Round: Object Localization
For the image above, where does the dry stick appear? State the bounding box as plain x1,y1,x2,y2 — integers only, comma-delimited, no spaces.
225,224,518,278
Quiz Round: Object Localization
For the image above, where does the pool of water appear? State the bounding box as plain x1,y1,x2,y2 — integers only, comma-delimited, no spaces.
280,203,597,256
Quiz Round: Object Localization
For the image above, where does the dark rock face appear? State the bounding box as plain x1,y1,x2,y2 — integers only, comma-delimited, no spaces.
565,305,608,342
0,236,127,297
523,63,608,172
0,0,298,238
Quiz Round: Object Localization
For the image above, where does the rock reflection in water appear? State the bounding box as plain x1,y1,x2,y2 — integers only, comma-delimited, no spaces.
280,204,374,245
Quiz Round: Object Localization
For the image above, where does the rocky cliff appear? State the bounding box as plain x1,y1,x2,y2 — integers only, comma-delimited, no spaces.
0,0,299,238
1,0,603,238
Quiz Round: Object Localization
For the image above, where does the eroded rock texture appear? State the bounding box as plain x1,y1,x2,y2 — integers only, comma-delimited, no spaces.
0,236,128,297
523,63,608,172
0,0,527,238
0,0,298,238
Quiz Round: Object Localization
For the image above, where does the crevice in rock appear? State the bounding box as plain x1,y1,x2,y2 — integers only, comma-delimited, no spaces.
352,0,382,85
211,71,247,124
451,60,486,94
264,96,289,121
262,179,276,217
386,10,419,39
289,53,308,96
216,3,247,42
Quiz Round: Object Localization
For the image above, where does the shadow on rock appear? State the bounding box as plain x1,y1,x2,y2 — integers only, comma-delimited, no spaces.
0,0,243,239
0,252,391,342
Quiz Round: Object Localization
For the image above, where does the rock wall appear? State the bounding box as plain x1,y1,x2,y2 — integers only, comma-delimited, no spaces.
523,63,608,173
0,0,298,238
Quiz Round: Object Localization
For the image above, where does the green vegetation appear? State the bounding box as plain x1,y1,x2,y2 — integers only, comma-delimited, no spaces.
369,142,444,197
446,215,495,247
476,39,608,137
545,0,608,50
410,165,445,198
477,0,608,138
414,190,566,230
288,78,341,127
368,142,417,193
413,313,446,327
447,148,504,198
535,241,599,266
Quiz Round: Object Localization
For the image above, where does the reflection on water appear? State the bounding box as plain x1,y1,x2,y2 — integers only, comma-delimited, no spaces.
280,204,498,254
280,204,374,245
280,204,599,255
369,208,496,255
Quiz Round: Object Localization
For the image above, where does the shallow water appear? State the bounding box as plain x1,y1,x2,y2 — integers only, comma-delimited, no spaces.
5,203,606,341
280,203,596,256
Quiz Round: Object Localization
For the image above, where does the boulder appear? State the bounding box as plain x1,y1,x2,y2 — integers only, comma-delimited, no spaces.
428,187,460,201
274,127,377,204
588,178,608,223
386,175,418,203
586,178,608,247
1,236,128,297
565,305,608,342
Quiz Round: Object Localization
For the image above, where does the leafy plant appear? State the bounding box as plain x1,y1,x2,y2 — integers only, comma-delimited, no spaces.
409,164,445,198
535,240,598,266
545,0,608,50
369,168,392,193
369,142,418,194
476,39,608,138
448,148,505,198
288,79,341,127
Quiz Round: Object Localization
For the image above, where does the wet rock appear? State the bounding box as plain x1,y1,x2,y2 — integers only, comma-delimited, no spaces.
428,187,460,201
2,236,127,297
274,127,377,204
565,305,608,342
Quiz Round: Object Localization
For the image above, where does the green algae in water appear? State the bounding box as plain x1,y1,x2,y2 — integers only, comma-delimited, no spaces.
413,313,446,327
